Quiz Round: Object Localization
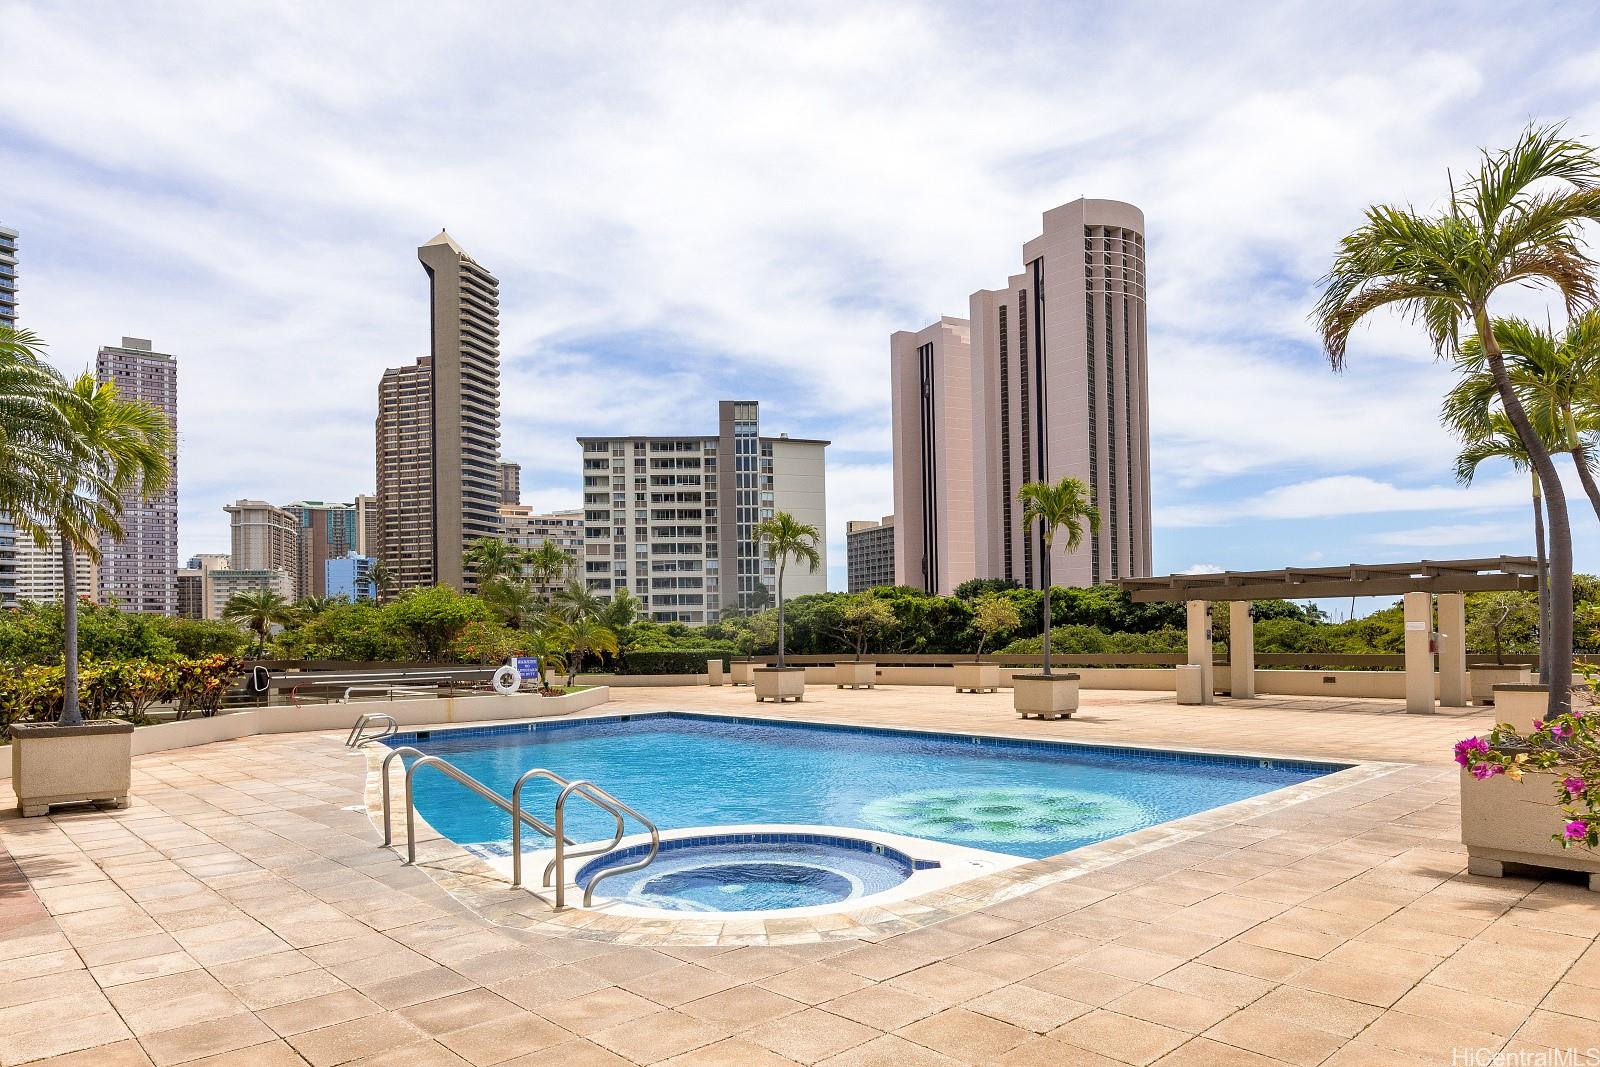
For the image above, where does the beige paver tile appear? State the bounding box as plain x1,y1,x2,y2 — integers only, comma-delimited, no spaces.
495,1039,633,1066
4,1035,152,1066
1151,961,1274,1009
963,982,1091,1032
1073,943,1188,983
140,1013,280,1067
755,963,869,1005
1196,939,1310,982
1391,980,1532,1036
181,1040,313,1066
1205,1006,1346,1065
821,984,941,1031
997,1035,1128,1066
1049,1009,1188,1066
745,1005,878,1063
1151,1036,1288,1066
657,1036,804,1066
896,1005,1032,1062
1106,984,1233,1034
400,988,520,1035
589,1008,729,1062
492,964,611,1011
0,1009,133,1064
257,986,383,1037
535,986,659,1036
436,1011,571,1065
885,960,1009,1003
813,1033,964,1066
679,983,804,1028
1021,961,1139,1006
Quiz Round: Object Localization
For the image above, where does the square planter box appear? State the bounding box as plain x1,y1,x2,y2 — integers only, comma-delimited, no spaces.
754,667,806,703
1490,684,1548,733
1461,767,1600,891
953,663,1001,693
835,662,877,689
10,720,135,818
730,663,755,686
1013,673,1079,720
1471,666,1533,705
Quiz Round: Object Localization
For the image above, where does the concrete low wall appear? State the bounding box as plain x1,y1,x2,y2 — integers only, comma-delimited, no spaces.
575,674,709,687
0,687,612,780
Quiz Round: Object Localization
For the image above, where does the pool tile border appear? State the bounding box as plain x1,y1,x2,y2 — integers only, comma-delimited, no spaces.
361,711,1405,947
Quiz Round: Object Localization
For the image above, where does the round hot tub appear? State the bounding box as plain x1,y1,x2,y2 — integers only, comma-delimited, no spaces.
576,832,935,913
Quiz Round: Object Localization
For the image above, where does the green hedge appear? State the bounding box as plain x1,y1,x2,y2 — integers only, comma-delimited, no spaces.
619,650,733,675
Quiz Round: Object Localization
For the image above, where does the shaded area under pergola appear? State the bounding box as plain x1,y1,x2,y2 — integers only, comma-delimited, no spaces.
1114,557,1539,713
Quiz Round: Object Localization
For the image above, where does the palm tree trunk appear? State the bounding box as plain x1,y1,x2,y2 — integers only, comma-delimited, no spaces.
776,561,787,669
1532,476,1550,686
60,539,82,726
1040,540,1053,677
1481,321,1572,715
1570,447,1600,524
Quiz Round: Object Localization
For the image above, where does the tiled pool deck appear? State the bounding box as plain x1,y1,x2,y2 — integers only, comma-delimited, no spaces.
3,685,1598,1066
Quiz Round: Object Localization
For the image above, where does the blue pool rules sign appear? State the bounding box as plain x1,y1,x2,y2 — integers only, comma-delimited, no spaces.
514,656,541,681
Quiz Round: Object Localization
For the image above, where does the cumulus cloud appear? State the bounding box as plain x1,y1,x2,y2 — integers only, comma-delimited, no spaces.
4,0,1598,580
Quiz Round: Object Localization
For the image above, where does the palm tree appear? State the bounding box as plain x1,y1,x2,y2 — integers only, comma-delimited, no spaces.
599,588,639,669
1454,412,1560,682
367,558,396,601
482,576,544,630
296,595,337,619
48,373,172,725
1444,313,1600,522
554,578,604,622
1018,477,1100,676
0,328,72,527
223,588,296,657
523,627,569,690
1314,123,1600,716
557,617,619,685
526,539,574,598
754,512,821,668
465,536,524,585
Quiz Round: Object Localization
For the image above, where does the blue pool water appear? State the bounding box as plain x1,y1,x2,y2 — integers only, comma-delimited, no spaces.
576,835,920,912
391,713,1341,860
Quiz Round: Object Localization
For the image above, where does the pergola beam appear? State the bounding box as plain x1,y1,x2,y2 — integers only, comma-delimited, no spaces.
1116,556,1537,603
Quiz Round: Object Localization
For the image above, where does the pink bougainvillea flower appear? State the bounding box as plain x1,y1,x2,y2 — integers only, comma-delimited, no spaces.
1564,777,1587,796
1532,719,1544,732
1454,737,1489,766
1564,821,1589,841
1470,762,1502,780
1551,722,1573,739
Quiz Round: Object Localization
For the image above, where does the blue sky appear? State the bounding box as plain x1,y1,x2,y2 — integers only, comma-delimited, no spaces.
4,1,1599,610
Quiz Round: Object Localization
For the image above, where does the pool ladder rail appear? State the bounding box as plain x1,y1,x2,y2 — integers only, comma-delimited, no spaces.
346,712,398,748
376,744,660,910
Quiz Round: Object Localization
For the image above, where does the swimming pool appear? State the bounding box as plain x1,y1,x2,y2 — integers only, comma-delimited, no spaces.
390,712,1343,861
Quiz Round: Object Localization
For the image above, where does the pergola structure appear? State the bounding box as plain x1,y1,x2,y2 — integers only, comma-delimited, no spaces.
1115,557,1539,713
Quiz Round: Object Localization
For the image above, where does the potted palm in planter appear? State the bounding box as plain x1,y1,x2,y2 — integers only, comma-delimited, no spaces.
955,593,1019,693
1455,671,1599,890
1011,478,1098,720
833,592,894,689
752,512,820,703
3,330,173,817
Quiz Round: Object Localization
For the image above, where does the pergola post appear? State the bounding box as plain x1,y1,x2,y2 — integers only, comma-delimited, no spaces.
1436,592,1468,708
1186,600,1214,704
1229,601,1255,698
1403,591,1435,714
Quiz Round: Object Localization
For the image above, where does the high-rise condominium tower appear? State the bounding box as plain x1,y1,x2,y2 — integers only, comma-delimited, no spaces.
578,401,827,624
284,500,358,599
376,231,502,593
498,462,521,505
226,500,299,576
0,225,17,328
354,494,380,557
846,516,896,593
892,199,1151,591
890,318,976,594
97,338,178,614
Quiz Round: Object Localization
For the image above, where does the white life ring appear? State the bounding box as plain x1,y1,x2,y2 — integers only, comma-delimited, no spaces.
492,666,520,695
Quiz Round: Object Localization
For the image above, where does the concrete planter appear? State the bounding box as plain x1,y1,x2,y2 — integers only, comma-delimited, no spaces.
835,662,877,689
1491,684,1549,733
10,720,135,817
1461,768,1599,891
953,663,1001,693
1012,673,1080,720
1472,666,1533,705
730,663,755,686
754,667,806,703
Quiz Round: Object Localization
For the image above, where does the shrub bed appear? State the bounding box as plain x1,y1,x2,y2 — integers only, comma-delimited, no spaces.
617,650,732,675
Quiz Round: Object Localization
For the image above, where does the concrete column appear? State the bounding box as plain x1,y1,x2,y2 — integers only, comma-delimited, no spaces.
1403,591,1435,714
707,659,724,686
1186,600,1214,704
1229,601,1255,698
1436,592,1468,708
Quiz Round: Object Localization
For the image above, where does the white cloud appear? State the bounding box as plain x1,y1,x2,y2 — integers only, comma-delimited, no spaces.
1158,474,1528,528
1365,521,1530,548
1178,563,1225,575
4,1,1599,583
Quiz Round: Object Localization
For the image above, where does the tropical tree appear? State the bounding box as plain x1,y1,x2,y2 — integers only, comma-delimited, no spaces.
557,617,619,685
49,374,173,724
1444,314,1600,522
367,558,396,600
0,327,72,526
522,627,570,691
971,593,1022,661
833,593,897,662
526,539,574,597
222,588,295,657
553,578,604,622
599,588,640,668
1018,477,1100,677
1454,412,1559,682
754,512,822,668
1314,123,1600,716
481,577,544,631
295,595,338,619
465,536,525,585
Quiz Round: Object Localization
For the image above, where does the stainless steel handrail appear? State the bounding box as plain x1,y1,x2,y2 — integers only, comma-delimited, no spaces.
378,747,571,861
554,780,661,909
343,684,437,703
507,770,623,891
345,712,398,747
